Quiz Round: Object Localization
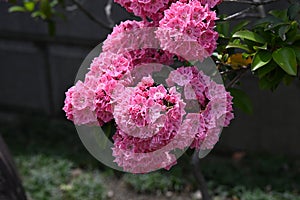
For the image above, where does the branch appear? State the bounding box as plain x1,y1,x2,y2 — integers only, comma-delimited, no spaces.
221,5,257,21
192,151,212,200
69,0,113,31
225,68,248,89
223,0,281,5
105,0,115,28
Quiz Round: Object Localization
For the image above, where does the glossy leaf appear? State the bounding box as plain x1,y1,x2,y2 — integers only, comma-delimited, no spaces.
229,88,253,114
253,43,268,51
257,62,276,79
272,47,297,76
8,6,26,12
232,30,266,44
31,11,46,19
24,1,35,12
226,43,250,52
269,10,288,21
231,20,250,35
251,50,272,71
293,46,300,62
278,25,290,41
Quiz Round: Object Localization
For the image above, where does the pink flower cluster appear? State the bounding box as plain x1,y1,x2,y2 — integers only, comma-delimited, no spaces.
63,48,174,126
63,0,233,173
111,76,199,173
114,0,176,24
167,66,234,150
180,0,222,8
110,1,219,61
157,1,218,60
114,0,221,23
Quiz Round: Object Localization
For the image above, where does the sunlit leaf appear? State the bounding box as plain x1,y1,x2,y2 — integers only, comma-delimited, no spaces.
9,6,26,12
226,53,252,70
232,30,266,44
24,1,35,12
251,50,272,71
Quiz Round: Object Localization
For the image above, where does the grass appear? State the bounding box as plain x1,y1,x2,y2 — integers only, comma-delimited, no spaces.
1,113,300,200
16,154,106,200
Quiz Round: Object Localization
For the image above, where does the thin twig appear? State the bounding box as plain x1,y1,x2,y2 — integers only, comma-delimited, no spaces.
69,0,112,31
225,68,248,89
192,151,212,200
105,0,115,28
221,5,257,21
223,0,280,5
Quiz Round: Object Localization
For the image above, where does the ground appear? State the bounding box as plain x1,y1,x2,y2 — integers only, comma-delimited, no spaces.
1,113,299,200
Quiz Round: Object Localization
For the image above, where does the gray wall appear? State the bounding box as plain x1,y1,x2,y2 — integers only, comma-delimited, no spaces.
1,0,299,156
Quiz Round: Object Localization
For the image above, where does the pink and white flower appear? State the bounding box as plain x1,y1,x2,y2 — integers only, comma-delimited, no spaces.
156,1,218,61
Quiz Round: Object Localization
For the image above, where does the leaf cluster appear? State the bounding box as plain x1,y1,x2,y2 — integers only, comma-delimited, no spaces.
8,0,65,35
218,3,300,91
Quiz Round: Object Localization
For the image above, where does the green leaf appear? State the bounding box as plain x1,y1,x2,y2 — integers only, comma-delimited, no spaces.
226,43,250,52
40,0,52,19
251,50,272,71
269,10,288,21
253,43,268,51
288,3,300,20
31,11,47,19
231,20,250,35
278,25,291,41
50,0,59,7
293,46,300,62
272,47,297,76
216,21,230,38
232,30,266,44
229,88,253,114
257,62,276,79
286,21,299,43
254,16,283,27
264,22,290,32
258,68,285,91
8,6,26,12
24,1,35,12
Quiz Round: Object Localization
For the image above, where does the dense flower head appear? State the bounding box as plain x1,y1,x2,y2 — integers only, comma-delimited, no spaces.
179,0,222,8
103,20,161,54
63,81,98,126
114,0,177,24
113,0,221,24
156,0,218,60
112,76,185,138
111,76,201,173
63,0,233,173
167,66,234,150
63,46,175,126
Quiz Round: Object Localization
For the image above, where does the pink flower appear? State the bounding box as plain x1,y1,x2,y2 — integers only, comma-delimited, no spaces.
156,1,218,61
179,0,222,8
63,81,98,126
114,0,177,24
166,66,234,150
112,76,184,138
111,76,204,173
103,20,160,54
63,40,175,126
